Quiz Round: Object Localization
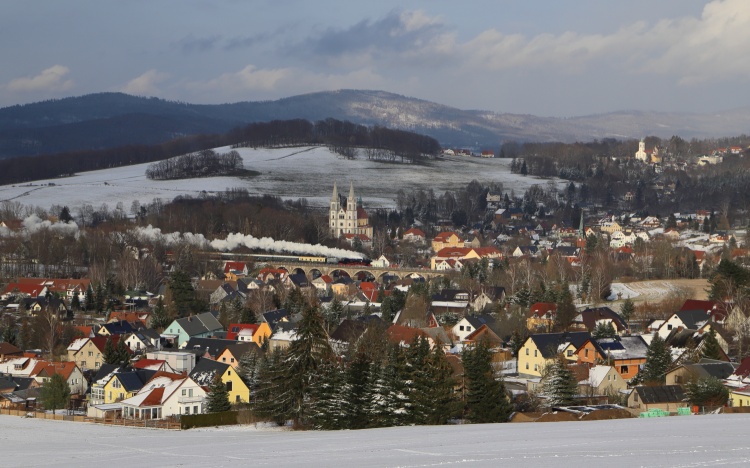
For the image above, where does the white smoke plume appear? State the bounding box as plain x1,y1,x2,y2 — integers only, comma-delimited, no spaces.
22,214,79,235
132,225,364,259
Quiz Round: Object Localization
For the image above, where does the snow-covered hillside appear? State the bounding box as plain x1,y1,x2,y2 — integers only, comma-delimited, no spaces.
0,146,565,212
2,413,749,467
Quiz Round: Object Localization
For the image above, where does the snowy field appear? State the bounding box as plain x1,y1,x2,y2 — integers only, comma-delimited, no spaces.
0,146,565,212
3,413,750,467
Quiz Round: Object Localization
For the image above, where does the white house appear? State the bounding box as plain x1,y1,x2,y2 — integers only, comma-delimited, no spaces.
120,373,206,419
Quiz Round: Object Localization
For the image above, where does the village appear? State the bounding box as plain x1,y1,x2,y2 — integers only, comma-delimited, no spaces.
1,149,750,430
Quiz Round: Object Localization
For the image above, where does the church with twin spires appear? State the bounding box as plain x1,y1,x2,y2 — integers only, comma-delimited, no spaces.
329,182,373,240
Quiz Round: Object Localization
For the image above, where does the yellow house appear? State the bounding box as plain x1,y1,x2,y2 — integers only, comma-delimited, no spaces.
729,388,750,408
599,221,622,234
226,322,272,347
431,231,462,251
518,332,591,378
189,359,250,404
217,342,262,370
331,283,349,298
67,336,124,371
90,366,160,405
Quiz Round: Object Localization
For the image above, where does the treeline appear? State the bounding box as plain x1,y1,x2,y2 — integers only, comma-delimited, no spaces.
145,150,244,180
240,304,512,429
230,118,441,162
0,118,439,185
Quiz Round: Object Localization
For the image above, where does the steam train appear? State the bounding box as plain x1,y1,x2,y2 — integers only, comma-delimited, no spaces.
215,252,371,267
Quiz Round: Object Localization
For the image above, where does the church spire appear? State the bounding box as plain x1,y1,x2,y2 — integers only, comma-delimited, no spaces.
331,181,338,202
348,181,355,201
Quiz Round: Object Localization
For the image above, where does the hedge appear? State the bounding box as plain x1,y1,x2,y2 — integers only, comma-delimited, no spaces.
180,410,238,430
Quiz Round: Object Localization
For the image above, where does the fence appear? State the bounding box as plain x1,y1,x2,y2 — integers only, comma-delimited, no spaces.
0,408,180,429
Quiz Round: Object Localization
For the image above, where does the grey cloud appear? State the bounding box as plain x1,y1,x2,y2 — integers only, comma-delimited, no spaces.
177,34,222,53
298,10,446,58
224,32,271,51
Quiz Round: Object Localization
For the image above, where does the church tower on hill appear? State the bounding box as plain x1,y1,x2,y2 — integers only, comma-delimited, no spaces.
329,182,373,240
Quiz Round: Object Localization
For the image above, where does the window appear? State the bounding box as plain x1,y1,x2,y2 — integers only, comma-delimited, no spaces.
534,364,538,371
95,362,100,368
525,362,529,370
459,326,464,331
193,405,199,414
226,381,233,392
584,349,589,358
675,375,682,384
231,358,235,363
667,324,673,330
526,348,529,356
228,370,231,376
621,366,629,374
534,350,537,357
466,326,472,332
185,406,190,415
222,357,226,362
88,351,93,357
236,395,241,402
188,388,193,397
567,350,573,357
182,389,186,396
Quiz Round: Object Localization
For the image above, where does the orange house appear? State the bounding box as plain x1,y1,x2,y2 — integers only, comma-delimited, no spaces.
576,336,648,381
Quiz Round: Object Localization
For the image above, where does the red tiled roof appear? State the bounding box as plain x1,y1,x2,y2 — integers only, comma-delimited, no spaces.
386,324,428,345
133,359,166,370
224,261,246,274
404,228,425,237
434,231,460,242
140,387,165,407
31,361,77,380
226,323,259,340
529,302,557,318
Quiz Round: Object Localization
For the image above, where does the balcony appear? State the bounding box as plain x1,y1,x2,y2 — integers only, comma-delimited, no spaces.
178,395,204,404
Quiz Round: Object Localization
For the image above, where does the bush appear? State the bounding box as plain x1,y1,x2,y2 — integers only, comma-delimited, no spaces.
180,410,238,429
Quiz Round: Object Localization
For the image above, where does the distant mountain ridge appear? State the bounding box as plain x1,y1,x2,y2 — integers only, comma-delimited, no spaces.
1,90,749,158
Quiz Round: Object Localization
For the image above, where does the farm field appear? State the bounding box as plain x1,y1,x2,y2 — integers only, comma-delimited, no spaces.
0,146,566,212
1,413,749,467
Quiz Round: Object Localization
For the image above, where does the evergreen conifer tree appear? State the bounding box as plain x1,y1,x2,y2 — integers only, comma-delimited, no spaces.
240,305,256,324
620,298,635,327
324,296,344,331
370,345,407,427
685,376,729,407
462,340,512,423
278,303,333,426
151,297,170,330
206,374,231,413
40,373,71,414
554,282,577,331
421,344,457,425
252,351,287,425
701,328,723,360
115,337,130,366
542,355,578,407
342,351,372,429
636,333,672,384
102,337,118,365
308,359,346,430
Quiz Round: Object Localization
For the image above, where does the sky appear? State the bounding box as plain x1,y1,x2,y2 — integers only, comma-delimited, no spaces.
1,0,748,116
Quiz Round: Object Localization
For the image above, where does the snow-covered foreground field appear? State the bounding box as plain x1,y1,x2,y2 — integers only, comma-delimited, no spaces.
0,146,565,211
3,413,750,467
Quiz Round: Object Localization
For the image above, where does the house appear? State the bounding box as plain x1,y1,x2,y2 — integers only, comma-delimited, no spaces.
183,337,238,360
679,299,729,323
67,335,127,371
518,332,591,378
124,328,162,353
657,310,712,339
216,342,261,370
386,324,433,348
571,307,627,334
431,231,463,251
223,261,249,280
471,287,505,312
463,324,503,348
576,336,648,381
527,302,556,331
431,289,470,315
30,361,87,395
97,320,138,337
89,364,158,405
578,365,627,398
145,351,196,374
164,312,224,348
628,385,688,413
430,246,502,270
18,296,68,318
666,359,737,386
120,372,207,419
312,275,333,295
330,319,370,348
225,322,272,347
452,315,496,342
132,358,176,373
261,309,292,331
370,255,393,268
0,342,23,360
402,228,426,243
268,322,298,352
209,282,240,305
189,358,249,404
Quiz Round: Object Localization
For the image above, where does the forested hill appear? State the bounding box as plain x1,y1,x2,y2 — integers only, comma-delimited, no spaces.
4,90,750,159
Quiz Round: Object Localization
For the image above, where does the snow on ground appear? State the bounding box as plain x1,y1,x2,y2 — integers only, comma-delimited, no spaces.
2,413,750,467
607,283,640,301
0,146,566,212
